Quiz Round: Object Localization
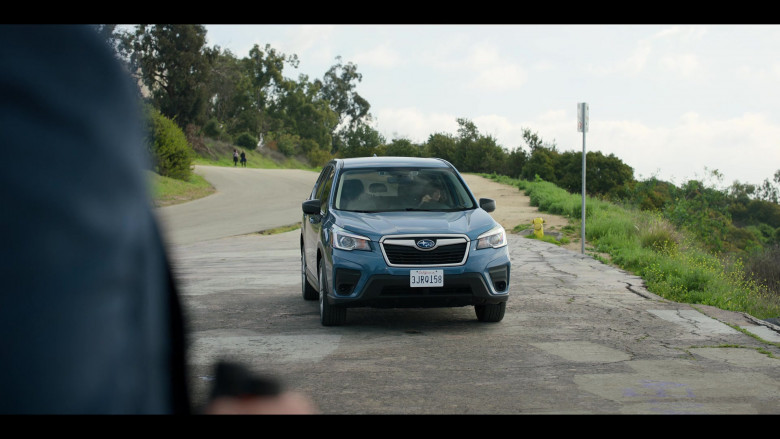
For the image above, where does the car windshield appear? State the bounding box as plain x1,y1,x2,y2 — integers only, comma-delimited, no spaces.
334,167,476,212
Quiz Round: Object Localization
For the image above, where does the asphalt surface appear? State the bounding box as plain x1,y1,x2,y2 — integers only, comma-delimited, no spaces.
155,166,319,245
157,165,780,414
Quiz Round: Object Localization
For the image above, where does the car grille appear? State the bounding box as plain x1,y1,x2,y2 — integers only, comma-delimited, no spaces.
380,235,469,267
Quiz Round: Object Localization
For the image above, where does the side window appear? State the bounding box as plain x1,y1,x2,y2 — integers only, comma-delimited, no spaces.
310,165,331,200
317,167,336,213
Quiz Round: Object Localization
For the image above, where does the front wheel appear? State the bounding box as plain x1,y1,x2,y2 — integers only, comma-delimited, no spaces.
475,302,506,322
318,260,346,326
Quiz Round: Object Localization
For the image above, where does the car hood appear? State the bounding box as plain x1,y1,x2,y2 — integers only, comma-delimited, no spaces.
334,209,498,241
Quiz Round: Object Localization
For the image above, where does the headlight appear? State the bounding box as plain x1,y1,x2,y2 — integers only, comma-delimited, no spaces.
476,226,507,249
331,226,371,251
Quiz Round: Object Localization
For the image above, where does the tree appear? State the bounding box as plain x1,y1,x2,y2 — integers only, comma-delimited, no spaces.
555,151,634,197
336,123,385,158
628,178,676,211
424,133,457,163
243,43,299,136
385,138,421,157
271,75,338,154
522,147,557,182
123,25,214,129
505,147,528,179
514,128,556,180
318,56,371,152
206,48,255,137
522,128,555,153
756,170,780,204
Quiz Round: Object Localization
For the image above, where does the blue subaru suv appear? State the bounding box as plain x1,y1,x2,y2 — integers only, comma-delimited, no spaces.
301,157,510,326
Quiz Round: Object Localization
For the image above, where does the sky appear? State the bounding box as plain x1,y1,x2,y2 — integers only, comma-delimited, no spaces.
203,24,780,188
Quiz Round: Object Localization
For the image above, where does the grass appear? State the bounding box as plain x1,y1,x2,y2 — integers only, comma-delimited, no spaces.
148,171,215,207
192,138,317,171
256,223,301,235
481,173,780,321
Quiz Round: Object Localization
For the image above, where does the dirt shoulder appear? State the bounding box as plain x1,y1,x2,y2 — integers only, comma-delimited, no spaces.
461,173,584,253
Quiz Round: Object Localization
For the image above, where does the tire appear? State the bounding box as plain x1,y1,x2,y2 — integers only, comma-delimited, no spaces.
475,301,506,322
319,260,346,326
301,248,318,301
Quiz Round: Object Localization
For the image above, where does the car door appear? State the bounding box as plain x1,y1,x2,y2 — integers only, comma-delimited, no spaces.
303,164,335,279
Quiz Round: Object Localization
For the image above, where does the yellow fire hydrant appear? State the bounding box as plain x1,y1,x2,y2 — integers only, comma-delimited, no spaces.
533,217,545,238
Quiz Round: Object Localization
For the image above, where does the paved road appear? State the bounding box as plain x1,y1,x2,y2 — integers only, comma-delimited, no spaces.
158,166,780,414
155,165,319,245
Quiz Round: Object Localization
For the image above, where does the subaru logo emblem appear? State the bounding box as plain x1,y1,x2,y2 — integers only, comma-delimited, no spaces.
416,239,435,250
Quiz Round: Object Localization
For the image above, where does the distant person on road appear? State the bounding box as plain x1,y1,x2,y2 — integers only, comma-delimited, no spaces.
0,24,317,415
233,149,239,167
240,150,247,167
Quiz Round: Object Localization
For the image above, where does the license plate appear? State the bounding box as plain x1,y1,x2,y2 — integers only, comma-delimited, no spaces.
410,270,443,287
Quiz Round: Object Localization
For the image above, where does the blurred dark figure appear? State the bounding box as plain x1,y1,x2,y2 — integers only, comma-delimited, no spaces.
0,25,315,415
240,150,247,167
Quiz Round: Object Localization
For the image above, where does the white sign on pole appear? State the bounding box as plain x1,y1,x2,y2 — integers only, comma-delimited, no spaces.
577,102,589,133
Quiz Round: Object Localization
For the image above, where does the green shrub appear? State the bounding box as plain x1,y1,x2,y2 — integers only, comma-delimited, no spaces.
146,107,193,181
203,118,223,139
235,132,258,150
307,148,332,168
744,244,780,297
637,213,679,252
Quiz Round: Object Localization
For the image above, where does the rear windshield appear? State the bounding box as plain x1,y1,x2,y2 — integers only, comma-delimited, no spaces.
334,167,477,212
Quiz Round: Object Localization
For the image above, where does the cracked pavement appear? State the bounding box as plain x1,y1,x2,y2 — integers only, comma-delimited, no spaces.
161,168,780,414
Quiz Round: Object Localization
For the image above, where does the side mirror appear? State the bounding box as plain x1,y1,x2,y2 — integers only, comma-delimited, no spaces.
479,198,496,213
302,199,321,215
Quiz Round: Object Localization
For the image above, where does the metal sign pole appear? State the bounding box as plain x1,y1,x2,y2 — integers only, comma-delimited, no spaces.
581,123,586,254
577,103,588,254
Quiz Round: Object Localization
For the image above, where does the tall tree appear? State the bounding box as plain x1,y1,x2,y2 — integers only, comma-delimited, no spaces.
124,25,213,129
206,48,256,136
505,147,528,179
424,133,457,163
452,118,508,173
522,147,557,182
336,123,385,158
272,74,338,154
243,43,299,135
755,169,780,204
318,56,371,151
385,138,421,157
522,128,555,153
555,151,634,197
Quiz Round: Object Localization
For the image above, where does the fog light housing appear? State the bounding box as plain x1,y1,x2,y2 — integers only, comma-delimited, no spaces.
488,265,509,292
334,268,361,296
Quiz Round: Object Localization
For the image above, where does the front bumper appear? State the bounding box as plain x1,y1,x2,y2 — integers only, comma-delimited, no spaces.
325,241,510,309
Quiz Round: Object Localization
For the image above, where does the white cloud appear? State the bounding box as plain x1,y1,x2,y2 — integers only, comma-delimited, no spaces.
651,25,707,43
473,64,528,91
460,43,528,91
352,43,403,69
586,39,651,77
373,107,459,143
659,53,701,78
